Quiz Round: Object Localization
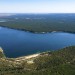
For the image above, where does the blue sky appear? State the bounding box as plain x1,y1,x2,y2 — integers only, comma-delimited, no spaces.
0,0,75,13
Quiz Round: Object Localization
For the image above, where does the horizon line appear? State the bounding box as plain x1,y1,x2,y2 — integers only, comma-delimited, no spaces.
0,12,75,14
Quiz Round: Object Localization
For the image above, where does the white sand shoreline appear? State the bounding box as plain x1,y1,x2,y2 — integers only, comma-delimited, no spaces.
16,53,40,60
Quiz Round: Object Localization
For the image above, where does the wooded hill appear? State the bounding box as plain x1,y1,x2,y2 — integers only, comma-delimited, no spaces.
0,46,75,75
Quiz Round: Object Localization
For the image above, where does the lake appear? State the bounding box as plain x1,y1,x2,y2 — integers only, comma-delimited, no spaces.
0,27,75,58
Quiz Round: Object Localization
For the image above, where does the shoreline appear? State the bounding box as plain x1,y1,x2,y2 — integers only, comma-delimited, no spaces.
0,25,75,34
16,53,40,59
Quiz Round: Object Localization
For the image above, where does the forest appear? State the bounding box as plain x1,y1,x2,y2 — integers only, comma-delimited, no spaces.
0,14,75,33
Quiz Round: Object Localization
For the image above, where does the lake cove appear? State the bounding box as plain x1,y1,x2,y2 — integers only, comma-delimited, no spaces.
0,27,75,58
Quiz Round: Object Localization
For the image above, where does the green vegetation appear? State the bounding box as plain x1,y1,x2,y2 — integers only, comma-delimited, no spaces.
0,47,5,58
0,46,75,75
0,14,75,33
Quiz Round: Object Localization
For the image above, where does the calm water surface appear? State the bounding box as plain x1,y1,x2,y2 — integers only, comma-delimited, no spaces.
0,27,75,58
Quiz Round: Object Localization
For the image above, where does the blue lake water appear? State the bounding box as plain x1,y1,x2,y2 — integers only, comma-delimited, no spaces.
0,27,75,58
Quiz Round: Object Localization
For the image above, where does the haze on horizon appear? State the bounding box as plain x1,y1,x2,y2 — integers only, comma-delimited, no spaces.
0,0,75,13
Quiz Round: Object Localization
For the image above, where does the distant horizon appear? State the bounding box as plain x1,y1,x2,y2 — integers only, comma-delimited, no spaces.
0,12,75,14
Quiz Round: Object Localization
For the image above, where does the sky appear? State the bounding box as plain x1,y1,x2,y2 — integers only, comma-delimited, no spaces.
0,0,75,13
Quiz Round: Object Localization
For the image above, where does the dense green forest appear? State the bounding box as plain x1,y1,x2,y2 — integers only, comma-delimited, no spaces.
0,46,75,75
0,14,75,33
